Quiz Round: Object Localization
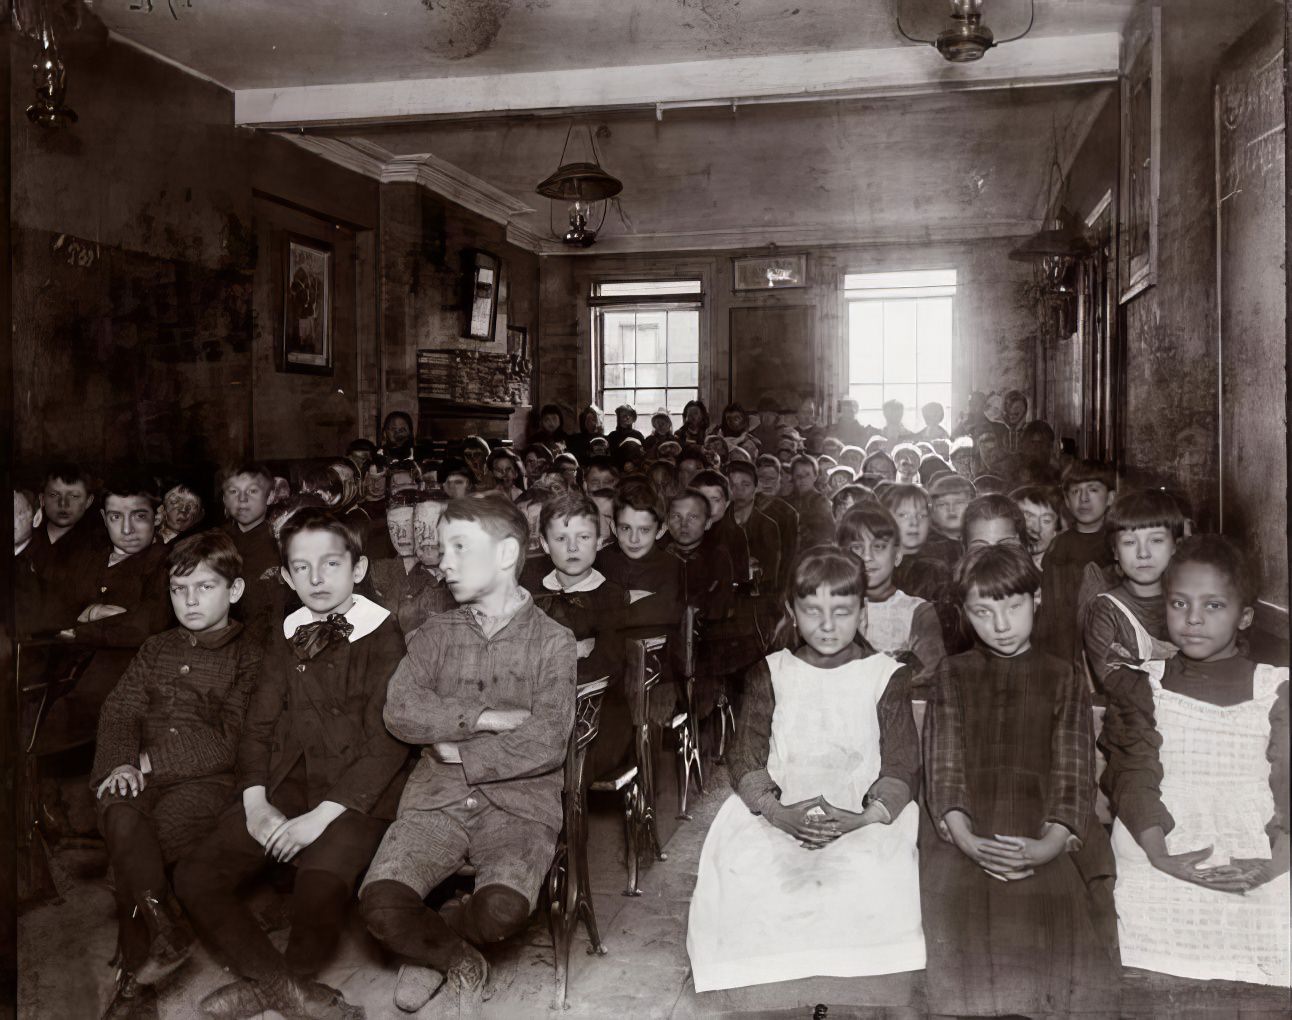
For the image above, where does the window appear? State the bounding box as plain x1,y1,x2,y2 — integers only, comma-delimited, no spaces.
843,269,956,432
592,279,702,419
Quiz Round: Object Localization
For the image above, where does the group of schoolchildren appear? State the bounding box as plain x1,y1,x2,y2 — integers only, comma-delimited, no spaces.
10,392,1288,1019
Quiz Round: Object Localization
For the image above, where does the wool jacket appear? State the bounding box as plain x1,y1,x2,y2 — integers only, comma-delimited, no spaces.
91,622,262,789
384,593,577,832
236,595,410,819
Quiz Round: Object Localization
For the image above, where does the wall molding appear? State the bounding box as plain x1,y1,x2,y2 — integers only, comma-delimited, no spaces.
281,135,543,250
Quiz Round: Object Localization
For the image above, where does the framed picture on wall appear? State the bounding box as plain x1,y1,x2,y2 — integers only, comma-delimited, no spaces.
463,248,501,342
281,234,333,374
1118,5,1161,304
733,253,807,291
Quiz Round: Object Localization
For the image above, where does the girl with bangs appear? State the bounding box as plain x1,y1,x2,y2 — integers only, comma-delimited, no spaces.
686,546,925,993
921,543,1118,1017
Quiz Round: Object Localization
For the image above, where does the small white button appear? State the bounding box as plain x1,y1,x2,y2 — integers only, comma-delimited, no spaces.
464,796,478,809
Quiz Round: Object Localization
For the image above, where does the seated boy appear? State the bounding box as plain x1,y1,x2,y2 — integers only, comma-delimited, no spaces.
676,447,707,491
370,493,455,639
916,401,950,442
925,473,974,561
93,531,262,1016
528,491,628,684
27,462,105,589
219,462,281,641
583,456,620,495
891,443,922,485
751,455,800,567
439,461,474,500
785,455,837,548
175,509,408,1020
689,470,752,583
837,503,945,697
724,460,786,597
1035,460,1117,657
47,475,173,751
359,493,576,1012
1012,483,1065,570
596,479,682,629
1080,489,1183,690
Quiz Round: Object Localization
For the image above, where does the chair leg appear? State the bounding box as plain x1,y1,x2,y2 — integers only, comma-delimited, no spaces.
676,725,692,821
546,844,573,1011
570,788,606,956
715,691,731,764
621,783,641,897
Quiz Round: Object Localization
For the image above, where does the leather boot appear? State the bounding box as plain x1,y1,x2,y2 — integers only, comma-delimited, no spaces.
101,971,159,1020
133,889,194,986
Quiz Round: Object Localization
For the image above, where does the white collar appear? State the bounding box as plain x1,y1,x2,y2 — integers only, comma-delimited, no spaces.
283,592,390,642
541,568,606,594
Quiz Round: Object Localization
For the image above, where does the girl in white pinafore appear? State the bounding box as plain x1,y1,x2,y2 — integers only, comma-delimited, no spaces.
686,547,926,993
1102,536,1291,988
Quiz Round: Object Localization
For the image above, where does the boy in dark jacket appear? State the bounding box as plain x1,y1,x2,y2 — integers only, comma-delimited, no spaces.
93,530,262,1019
175,509,408,1020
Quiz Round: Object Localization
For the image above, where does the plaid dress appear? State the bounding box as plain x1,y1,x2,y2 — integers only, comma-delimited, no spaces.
921,646,1119,1017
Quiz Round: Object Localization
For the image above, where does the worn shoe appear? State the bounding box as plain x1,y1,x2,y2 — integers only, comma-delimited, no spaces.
133,889,194,986
393,963,444,1012
445,944,489,1010
101,971,158,1020
201,973,364,1020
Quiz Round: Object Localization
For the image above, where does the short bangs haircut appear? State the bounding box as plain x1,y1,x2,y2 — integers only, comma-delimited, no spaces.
442,492,531,581
788,545,866,602
689,469,730,500
836,502,900,547
277,506,365,568
1165,534,1258,608
955,543,1041,602
169,528,243,584
962,493,1028,543
670,490,712,519
725,459,758,484
614,478,666,524
539,491,601,536
755,454,784,474
879,483,929,514
1061,458,1116,492
43,462,94,490
1106,488,1186,541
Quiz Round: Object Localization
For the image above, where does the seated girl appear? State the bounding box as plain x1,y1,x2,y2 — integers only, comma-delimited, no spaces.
1102,535,1289,988
686,546,925,992
921,544,1118,1018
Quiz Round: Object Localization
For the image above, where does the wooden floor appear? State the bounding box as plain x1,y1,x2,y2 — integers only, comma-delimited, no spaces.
17,764,1292,1019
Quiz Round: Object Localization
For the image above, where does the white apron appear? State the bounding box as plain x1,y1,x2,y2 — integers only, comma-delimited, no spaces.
686,649,926,992
1110,647,1291,987
862,590,925,657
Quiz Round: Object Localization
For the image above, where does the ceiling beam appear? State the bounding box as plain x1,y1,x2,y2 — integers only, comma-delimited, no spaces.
235,33,1119,128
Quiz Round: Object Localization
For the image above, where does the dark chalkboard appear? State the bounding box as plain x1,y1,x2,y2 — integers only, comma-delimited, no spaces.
729,305,814,411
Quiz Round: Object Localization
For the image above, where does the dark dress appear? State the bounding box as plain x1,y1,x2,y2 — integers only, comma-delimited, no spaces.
921,646,1119,1017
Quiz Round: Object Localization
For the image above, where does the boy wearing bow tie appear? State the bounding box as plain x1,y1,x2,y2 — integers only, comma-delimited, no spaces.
176,508,409,1020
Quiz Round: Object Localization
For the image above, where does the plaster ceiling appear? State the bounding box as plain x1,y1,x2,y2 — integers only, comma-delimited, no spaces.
95,0,1136,90
330,82,1114,252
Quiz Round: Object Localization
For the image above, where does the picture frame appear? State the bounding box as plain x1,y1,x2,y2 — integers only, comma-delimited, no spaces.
281,234,334,374
732,253,808,291
463,248,501,341
1118,5,1161,304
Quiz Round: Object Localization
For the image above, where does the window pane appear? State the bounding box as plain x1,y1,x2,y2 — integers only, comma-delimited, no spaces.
917,298,953,379
602,312,635,364
916,382,953,420
603,364,626,388
595,279,702,296
850,383,884,415
668,362,698,387
634,314,667,361
634,388,667,413
637,363,666,387
621,364,636,387
884,385,918,425
668,311,699,362
849,302,884,383
883,302,918,384
666,389,697,417
603,389,634,413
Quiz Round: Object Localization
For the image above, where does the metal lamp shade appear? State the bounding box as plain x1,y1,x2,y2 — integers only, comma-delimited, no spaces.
536,162,624,202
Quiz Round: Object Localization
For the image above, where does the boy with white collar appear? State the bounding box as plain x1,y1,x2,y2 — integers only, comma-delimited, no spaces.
360,492,576,1014
176,508,409,1020
531,491,628,683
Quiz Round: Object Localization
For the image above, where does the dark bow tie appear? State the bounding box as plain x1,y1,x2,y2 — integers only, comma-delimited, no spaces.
291,613,354,661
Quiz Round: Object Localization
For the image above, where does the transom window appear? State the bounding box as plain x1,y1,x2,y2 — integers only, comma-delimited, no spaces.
843,269,956,432
592,279,702,419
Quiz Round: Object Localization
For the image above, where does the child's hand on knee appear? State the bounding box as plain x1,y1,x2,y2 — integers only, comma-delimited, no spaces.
243,787,288,847
96,765,145,800
264,802,346,863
